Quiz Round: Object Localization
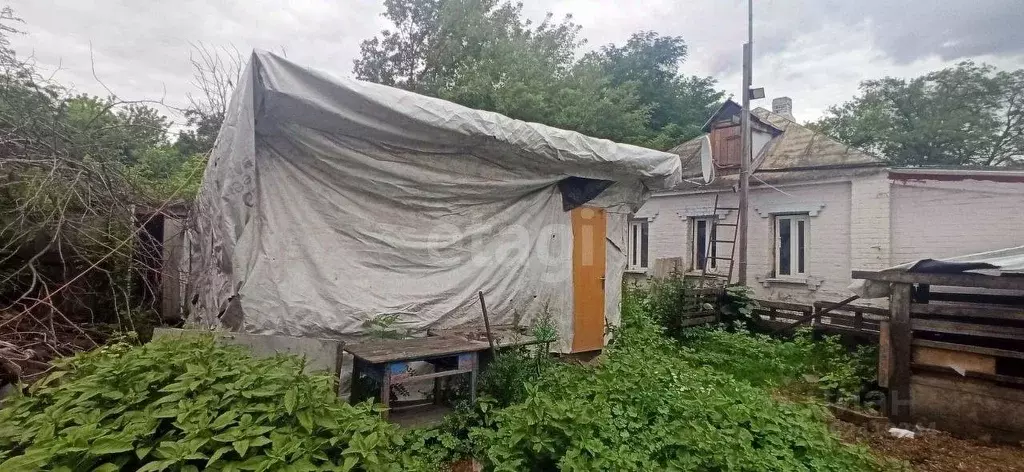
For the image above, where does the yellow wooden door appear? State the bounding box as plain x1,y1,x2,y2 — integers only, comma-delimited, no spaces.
571,207,606,352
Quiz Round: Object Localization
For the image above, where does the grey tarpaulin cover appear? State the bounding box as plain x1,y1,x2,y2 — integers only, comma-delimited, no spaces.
183,50,682,352
849,246,1024,299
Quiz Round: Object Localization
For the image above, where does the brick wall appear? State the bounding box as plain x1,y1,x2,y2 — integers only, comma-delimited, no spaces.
637,172,890,305
850,173,891,270
891,179,1024,263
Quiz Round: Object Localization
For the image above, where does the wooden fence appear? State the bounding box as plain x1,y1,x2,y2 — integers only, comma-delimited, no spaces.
853,270,1024,441
675,287,725,327
752,299,888,339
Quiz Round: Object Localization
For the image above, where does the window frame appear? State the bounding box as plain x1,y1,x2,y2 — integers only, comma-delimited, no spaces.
690,216,718,272
773,213,810,278
626,219,650,272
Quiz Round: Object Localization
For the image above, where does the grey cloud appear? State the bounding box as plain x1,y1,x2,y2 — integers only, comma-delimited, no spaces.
753,0,1024,65
6,0,386,122
5,0,1024,129
533,0,1024,76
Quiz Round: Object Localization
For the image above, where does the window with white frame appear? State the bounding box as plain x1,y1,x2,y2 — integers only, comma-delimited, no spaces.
627,219,649,271
691,217,717,271
774,214,809,277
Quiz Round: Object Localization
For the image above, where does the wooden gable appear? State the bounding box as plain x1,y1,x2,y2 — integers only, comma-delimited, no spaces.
710,122,742,168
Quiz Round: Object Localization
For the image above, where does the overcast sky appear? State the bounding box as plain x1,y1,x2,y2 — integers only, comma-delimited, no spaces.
6,0,1024,130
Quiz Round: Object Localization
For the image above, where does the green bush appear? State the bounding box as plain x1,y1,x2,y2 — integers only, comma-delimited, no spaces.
623,275,708,341
401,398,499,468
471,314,885,471
718,285,759,330
0,337,420,471
479,347,557,408
680,328,878,406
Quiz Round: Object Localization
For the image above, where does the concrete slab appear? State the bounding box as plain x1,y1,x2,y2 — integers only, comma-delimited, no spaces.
152,328,344,375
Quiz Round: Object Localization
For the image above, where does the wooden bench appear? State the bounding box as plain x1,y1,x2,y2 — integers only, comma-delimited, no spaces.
344,336,490,419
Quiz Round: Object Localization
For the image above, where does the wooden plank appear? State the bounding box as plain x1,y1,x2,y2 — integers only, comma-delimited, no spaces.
852,270,1024,291
344,336,490,364
813,301,890,317
911,303,1024,321
763,310,803,321
815,324,880,339
391,368,473,384
911,319,1024,341
815,295,861,317
911,363,1024,387
912,338,1024,361
768,297,860,334
889,283,913,424
821,315,881,334
929,291,1024,306
913,346,996,374
878,321,891,388
756,299,814,312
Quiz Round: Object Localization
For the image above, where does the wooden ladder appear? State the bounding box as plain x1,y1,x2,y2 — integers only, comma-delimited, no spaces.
696,195,740,310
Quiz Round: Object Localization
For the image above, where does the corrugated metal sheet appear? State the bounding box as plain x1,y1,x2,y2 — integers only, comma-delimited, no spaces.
851,246,1024,298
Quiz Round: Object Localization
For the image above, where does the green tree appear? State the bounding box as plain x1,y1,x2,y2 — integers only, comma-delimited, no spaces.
811,62,1024,167
173,108,222,157
353,0,720,149
62,95,171,165
585,31,723,148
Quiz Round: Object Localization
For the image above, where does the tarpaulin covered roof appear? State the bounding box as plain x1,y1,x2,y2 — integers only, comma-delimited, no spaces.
850,246,1024,299
184,50,682,349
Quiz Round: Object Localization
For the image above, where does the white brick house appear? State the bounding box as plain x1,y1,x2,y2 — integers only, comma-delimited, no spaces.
627,98,1024,305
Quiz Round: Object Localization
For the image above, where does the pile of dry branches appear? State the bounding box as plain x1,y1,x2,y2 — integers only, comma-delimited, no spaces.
0,8,198,385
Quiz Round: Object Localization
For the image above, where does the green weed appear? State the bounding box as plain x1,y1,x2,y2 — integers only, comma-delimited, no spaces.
0,336,423,471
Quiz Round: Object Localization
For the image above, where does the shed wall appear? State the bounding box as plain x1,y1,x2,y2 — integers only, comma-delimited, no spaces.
891,179,1024,264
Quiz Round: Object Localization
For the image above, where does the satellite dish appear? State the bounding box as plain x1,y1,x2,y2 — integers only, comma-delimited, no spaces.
699,134,714,183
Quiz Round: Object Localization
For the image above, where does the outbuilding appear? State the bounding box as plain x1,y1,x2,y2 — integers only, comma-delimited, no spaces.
183,51,682,353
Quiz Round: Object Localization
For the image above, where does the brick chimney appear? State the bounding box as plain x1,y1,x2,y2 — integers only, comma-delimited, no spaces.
772,97,794,120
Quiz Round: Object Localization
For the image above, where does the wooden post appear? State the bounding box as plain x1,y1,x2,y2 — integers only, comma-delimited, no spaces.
877,321,891,389
889,283,913,424
433,377,444,406
379,364,392,420
854,310,863,332
478,291,496,357
349,359,363,404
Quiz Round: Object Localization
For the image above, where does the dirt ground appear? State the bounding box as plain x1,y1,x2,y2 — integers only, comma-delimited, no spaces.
834,420,1024,471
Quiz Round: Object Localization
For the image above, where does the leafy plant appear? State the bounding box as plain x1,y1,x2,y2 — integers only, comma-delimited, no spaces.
362,312,413,339
640,273,704,339
718,284,759,330
479,347,557,408
401,398,498,468
530,310,558,345
470,307,887,471
0,337,424,471
680,326,880,410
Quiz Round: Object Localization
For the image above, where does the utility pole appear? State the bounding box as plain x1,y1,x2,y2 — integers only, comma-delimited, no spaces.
736,0,752,285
